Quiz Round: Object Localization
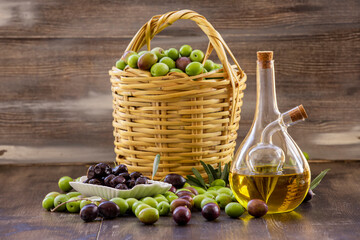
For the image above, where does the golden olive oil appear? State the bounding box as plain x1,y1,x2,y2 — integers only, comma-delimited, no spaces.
230,169,310,214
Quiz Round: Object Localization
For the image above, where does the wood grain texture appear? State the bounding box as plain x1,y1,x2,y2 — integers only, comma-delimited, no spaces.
0,161,359,240
0,0,359,162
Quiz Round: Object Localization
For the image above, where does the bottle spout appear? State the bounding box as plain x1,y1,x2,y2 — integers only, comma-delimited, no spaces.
282,105,308,127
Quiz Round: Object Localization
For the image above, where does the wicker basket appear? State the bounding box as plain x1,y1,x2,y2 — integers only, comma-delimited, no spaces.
109,10,246,180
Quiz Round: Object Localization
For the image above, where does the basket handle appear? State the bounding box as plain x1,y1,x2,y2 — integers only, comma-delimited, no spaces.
125,9,246,124
126,9,244,77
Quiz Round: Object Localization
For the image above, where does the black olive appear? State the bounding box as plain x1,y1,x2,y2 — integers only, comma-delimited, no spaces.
110,176,126,188
126,179,135,189
302,189,314,202
104,174,116,187
130,171,142,180
113,164,128,175
87,165,96,179
119,172,130,180
115,183,128,190
88,178,103,185
135,177,148,185
164,174,186,188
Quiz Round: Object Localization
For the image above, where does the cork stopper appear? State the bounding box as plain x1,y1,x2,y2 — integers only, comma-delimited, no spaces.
257,51,273,68
289,105,308,122
257,51,273,61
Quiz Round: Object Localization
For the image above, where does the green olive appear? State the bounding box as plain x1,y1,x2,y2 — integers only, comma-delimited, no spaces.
215,194,232,209
141,197,158,208
217,188,233,196
193,194,207,210
192,186,206,194
54,194,70,212
138,208,159,225
179,45,192,57
45,191,60,199
150,63,169,77
128,54,139,68
116,59,126,70
132,201,143,214
185,62,203,76
80,200,93,209
204,60,215,72
157,201,170,216
110,198,129,216
42,197,54,211
225,202,245,218
211,179,226,187
205,190,219,198
58,176,73,192
201,198,218,209
66,197,81,213
135,203,152,217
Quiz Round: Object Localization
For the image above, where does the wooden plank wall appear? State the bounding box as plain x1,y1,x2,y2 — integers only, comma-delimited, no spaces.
0,0,359,163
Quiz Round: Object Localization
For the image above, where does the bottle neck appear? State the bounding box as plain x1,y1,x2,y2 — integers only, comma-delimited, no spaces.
254,60,280,128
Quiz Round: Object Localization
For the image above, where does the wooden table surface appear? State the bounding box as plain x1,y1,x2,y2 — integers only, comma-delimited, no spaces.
1,161,359,240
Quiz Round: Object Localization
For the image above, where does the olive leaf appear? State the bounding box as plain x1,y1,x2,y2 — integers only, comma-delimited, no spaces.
200,161,214,183
310,168,330,190
186,175,202,187
207,164,218,180
192,168,206,189
221,163,230,185
152,154,161,180
217,162,222,178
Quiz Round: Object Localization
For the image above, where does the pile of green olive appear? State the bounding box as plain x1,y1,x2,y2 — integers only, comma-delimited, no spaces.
42,171,268,225
115,45,223,77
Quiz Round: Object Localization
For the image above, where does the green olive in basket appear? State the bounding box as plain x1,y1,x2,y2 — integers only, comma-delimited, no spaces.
213,63,223,70
137,52,158,70
151,47,166,60
150,63,169,77
169,68,184,73
116,59,126,70
179,44,192,57
185,62,203,76
166,48,179,60
128,54,139,68
138,51,148,57
121,50,137,64
159,57,176,69
204,59,215,72
190,49,204,63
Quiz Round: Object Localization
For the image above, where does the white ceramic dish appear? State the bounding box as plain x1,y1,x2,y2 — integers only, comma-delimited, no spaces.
70,176,172,199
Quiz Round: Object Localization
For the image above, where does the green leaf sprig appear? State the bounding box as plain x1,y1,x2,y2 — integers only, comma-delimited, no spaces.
310,168,330,190
185,161,230,189
152,154,161,180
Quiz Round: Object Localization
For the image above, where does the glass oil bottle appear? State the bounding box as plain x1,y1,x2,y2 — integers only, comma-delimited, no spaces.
230,51,311,214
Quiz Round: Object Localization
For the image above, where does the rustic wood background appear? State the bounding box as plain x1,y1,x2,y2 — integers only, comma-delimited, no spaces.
0,0,359,163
